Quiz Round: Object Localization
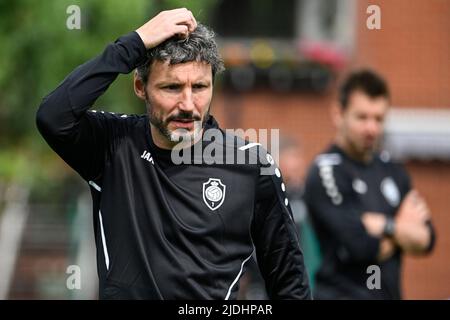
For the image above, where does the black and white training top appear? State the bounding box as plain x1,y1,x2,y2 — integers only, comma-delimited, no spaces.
36,31,311,300
303,144,435,300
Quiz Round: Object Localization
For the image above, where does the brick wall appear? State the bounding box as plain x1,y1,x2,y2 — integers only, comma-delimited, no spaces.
403,162,450,299
355,0,450,108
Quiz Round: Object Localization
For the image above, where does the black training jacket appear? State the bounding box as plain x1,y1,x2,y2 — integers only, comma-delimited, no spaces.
304,144,435,299
36,31,311,300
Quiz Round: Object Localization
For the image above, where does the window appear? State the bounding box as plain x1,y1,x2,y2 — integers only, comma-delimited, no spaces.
209,0,297,39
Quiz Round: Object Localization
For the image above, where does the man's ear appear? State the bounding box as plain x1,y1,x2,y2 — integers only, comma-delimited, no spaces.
331,102,344,129
134,71,147,101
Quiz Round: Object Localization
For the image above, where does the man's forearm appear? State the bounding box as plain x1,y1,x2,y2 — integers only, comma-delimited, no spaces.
361,212,397,262
377,237,397,262
65,31,147,115
36,32,146,135
394,223,431,255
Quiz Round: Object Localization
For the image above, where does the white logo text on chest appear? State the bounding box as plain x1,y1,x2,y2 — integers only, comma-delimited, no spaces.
140,150,154,164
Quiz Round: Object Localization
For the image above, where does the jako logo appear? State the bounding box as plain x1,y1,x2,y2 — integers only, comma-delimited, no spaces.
141,150,154,164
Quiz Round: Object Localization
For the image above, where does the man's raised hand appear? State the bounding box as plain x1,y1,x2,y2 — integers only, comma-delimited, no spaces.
136,8,197,49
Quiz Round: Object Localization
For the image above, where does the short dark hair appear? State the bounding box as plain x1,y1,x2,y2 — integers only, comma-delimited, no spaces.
136,23,225,84
338,69,390,109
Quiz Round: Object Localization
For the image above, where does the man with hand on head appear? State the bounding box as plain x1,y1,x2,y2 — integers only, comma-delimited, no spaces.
36,8,311,300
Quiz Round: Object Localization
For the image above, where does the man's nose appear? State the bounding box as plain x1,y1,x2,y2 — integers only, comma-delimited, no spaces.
366,119,381,136
178,88,195,111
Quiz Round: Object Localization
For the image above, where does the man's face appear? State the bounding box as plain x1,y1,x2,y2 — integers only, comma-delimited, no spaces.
144,60,213,144
338,90,389,156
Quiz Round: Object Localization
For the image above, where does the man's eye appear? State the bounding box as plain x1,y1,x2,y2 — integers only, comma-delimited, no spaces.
164,85,180,91
193,84,207,89
357,114,367,120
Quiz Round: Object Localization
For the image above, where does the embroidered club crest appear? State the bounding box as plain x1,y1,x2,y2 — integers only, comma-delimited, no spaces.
380,177,400,207
352,178,368,194
203,178,226,211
